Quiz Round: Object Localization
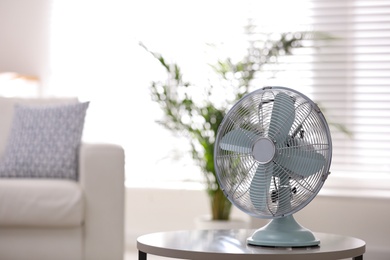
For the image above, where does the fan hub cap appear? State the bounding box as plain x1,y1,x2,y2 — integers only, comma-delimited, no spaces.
252,137,276,164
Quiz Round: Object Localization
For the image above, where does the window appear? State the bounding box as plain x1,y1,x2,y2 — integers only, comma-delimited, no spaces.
48,0,390,190
307,1,390,184
254,0,390,191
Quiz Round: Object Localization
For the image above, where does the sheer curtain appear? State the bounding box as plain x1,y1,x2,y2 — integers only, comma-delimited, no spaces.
48,0,390,188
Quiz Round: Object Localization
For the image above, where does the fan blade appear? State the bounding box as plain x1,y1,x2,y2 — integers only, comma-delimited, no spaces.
268,92,295,144
250,164,273,212
220,129,258,153
277,150,326,178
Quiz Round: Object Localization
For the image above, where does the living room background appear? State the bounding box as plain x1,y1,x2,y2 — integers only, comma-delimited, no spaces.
1,0,389,192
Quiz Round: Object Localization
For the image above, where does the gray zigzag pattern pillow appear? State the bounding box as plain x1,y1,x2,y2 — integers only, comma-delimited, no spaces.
0,102,89,180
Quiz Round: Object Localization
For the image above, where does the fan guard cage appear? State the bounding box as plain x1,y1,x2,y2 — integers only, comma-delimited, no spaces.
214,87,332,219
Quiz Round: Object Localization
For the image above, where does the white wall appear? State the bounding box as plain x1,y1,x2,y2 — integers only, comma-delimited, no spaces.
125,187,250,249
0,0,51,90
292,194,390,260
126,187,390,260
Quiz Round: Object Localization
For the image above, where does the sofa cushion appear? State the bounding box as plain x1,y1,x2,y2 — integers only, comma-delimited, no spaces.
0,97,79,159
0,179,84,227
0,102,89,180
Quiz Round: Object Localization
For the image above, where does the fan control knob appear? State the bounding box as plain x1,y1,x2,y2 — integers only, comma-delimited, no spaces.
252,137,276,164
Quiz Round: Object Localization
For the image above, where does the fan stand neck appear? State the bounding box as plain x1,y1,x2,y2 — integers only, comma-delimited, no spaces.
247,215,320,247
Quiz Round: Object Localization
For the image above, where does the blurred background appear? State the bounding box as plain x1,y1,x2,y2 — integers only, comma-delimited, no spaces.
0,0,389,259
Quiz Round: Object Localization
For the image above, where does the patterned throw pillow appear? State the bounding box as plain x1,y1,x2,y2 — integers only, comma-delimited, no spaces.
0,102,89,180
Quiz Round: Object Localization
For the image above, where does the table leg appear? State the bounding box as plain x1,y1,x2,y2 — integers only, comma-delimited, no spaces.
139,250,147,260
353,255,362,260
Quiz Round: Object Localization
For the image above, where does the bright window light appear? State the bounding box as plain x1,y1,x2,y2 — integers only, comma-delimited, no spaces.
49,0,390,190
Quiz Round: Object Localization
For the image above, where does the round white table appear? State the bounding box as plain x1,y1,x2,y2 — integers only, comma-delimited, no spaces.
137,229,365,260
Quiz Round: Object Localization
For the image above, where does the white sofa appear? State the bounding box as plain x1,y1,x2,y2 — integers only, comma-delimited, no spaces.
0,97,125,260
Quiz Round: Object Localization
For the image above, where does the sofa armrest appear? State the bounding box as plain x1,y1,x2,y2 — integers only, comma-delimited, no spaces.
79,143,125,260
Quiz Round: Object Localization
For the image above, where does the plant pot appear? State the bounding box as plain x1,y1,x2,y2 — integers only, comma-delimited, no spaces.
194,215,249,230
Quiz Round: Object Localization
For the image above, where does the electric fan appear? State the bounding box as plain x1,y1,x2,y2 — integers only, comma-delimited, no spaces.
214,86,332,247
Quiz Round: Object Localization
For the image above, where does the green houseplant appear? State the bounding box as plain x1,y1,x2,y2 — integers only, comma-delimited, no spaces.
143,28,315,221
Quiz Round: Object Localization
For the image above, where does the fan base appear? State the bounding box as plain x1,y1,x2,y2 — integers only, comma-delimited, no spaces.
247,215,320,247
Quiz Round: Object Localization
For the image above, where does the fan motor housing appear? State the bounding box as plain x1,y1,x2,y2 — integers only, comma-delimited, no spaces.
252,137,276,164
